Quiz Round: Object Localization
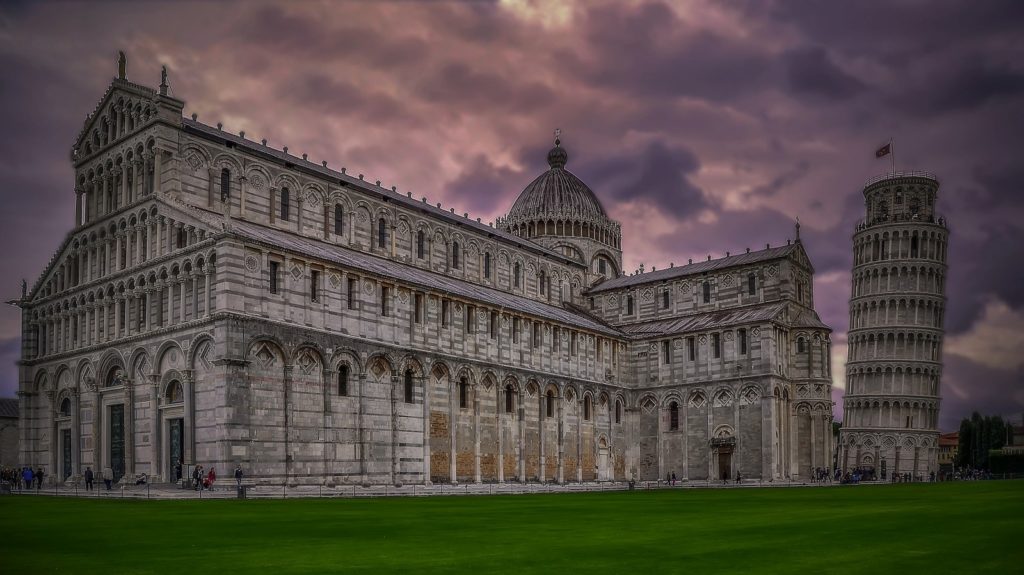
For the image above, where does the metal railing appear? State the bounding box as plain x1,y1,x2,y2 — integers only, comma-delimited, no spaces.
863,171,939,188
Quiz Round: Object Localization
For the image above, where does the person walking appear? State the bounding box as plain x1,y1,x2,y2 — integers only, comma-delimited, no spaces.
234,465,243,489
35,467,45,490
102,466,113,490
206,467,217,491
84,467,94,491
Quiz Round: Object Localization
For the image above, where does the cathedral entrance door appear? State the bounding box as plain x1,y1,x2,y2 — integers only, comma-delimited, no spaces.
109,404,125,483
168,418,184,482
598,445,609,481
62,428,72,481
718,451,732,481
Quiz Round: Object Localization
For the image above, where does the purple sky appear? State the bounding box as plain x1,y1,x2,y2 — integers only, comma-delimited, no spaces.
1,1,1022,430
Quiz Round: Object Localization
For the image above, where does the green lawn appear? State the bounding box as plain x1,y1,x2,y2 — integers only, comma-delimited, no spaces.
2,481,1022,574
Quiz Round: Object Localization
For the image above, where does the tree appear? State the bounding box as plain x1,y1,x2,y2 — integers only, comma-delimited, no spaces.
956,412,1009,470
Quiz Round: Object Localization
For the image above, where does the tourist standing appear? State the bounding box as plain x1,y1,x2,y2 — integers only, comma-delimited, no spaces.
22,467,33,491
102,466,113,490
234,465,243,489
84,467,94,490
35,467,45,490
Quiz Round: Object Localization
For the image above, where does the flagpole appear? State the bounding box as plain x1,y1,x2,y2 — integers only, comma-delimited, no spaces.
890,137,895,176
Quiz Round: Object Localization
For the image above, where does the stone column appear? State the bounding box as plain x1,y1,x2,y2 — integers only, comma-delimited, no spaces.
152,150,163,195
473,384,481,483
183,369,195,466
178,279,186,323
449,378,457,484
191,273,199,319
121,166,129,207
70,387,81,480
557,388,565,484
48,390,58,483
539,392,546,483
238,175,248,219
205,270,214,317
207,167,216,207
149,375,161,481
165,282,173,327
358,371,367,485
520,395,527,484
421,367,431,485
390,372,399,485
144,289,152,332
75,189,83,227
94,386,104,470
497,386,504,483
283,364,292,484
123,381,135,480
269,187,277,224
113,296,123,340
133,159,144,201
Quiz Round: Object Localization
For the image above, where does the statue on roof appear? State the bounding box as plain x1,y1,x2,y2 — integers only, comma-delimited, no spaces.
118,51,126,80
160,65,168,95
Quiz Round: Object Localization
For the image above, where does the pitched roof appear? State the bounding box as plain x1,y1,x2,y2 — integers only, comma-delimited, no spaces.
228,220,625,337
0,398,18,418
616,303,787,337
588,244,800,293
182,119,583,269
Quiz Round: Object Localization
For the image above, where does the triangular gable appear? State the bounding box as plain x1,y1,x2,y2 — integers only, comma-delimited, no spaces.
72,78,157,154
26,195,224,302
789,241,815,274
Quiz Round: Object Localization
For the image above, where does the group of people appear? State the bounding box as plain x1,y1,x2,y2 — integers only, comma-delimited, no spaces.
1,466,45,490
811,467,833,483
81,466,115,490
192,465,217,491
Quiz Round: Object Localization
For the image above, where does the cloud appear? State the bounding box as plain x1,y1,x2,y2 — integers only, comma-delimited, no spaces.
782,45,865,101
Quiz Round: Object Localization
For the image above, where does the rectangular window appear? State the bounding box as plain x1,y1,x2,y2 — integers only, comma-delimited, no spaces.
489,311,498,339
338,365,349,396
596,338,603,362
269,261,280,294
713,333,721,358
627,295,634,315
688,337,696,361
662,290,669,309
748,273,756,296
414,293,423,324
459,381,468,409
739,329,747,355
466,305,475,334
310,270,319,302
570,332,577,356
552,327,559,352
347,278,357,310
512,317,520,343
663,340,671,364
441,299,450,327
533,322,540,348
381,286,390,317
703,281,711,304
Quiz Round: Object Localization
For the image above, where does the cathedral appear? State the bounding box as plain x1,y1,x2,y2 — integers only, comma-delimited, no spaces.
15,57,834,487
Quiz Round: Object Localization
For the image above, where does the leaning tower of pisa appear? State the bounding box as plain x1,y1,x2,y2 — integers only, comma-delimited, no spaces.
839,172,949,480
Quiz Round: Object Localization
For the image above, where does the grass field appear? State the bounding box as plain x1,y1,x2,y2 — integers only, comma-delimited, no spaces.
2,481,1022,574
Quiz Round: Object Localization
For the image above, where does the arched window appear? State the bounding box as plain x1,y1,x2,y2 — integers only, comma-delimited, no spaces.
165,380,183,404
626,295,634,315
105,367,125,388
452,242,461,269
797,337,806,353
459,378,468,409
546,390,555,418
615,400,622,424
584,396,592,421
377,218,387,249
280,187,290,221
514,262,521,287
669,401,679,430
338,365,349,396
334,204,344,235
220,168,230,202
416,230,425,259
505,384,515,414
404,369,414,403
911,236,919,258
599,259,607,275
539,270,546,294
484,252,491,279
59,397,71,417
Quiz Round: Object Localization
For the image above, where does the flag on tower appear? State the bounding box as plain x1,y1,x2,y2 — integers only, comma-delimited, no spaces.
875,142,892,158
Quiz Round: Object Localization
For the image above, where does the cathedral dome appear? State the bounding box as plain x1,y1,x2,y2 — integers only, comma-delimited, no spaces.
506,139,608,222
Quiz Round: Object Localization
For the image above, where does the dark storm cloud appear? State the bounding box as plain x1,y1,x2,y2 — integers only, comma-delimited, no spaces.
574,2,773,101
444,154,527,216
577,141,708,220
782,45,865,101
941,354,1024,430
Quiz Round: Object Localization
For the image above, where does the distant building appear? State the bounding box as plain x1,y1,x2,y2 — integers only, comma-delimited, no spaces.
0,398,19,467
937,431,957,472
